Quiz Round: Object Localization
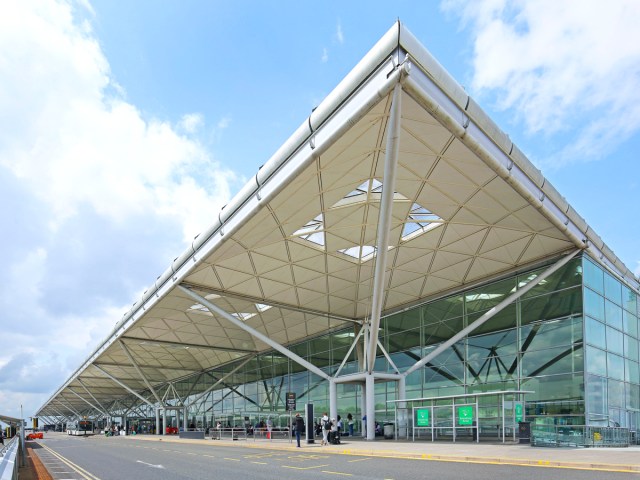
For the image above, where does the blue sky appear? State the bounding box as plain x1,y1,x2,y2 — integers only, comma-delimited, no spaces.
1,0,639,420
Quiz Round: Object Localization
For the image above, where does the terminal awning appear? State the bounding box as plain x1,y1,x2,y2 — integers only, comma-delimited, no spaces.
36,21,639,419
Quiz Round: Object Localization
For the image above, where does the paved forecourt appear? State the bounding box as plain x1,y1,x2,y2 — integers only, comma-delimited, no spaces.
37,432,640,474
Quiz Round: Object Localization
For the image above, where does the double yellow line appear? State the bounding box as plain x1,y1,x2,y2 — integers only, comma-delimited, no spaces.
39,443,101,480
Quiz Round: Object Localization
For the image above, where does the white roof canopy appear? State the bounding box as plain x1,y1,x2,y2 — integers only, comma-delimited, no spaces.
36,21,639,418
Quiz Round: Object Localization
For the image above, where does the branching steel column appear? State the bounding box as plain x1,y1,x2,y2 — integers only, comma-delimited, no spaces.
186,356,253,408
77,379,110,416
68,389,108,416
119,340,162,405
92,364,154,407
404,249,581,377
179,285,331,381
367,83,402,373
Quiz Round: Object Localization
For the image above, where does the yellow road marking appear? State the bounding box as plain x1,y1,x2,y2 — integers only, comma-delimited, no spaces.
321,471,353,476
282,464,330,470
251,461,268,465
347,458,370,463
224,457,241,461
39,443,101,480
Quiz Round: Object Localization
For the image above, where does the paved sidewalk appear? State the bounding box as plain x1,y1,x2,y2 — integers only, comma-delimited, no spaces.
125,434,640,473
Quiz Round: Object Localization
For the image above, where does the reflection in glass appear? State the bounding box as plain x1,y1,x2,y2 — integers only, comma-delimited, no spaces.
585,317,606,349
586,374,607,415
584,288,605,321
586,346,607,376
604,271,622,305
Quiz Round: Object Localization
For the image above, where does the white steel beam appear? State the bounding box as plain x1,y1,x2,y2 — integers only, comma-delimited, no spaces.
92,364,154,407
77,379,110,415
367,82,403,373
119,340,163,405
67,389,108,416
179,285,331,381
404,249,581,377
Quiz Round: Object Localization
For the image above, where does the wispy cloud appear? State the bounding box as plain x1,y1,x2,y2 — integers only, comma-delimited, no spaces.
321,47,329,63
335,19,344,44
179,113,204,134
446,0,640,168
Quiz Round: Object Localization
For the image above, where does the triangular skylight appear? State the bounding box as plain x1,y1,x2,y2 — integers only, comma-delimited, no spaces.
188,293,221,316
401,203,442,241
338,245,377,262
291,214,325,247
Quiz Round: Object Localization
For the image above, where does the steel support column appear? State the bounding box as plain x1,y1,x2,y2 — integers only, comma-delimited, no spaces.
404,249,581,377
367,83,403,373
365,373,375,440
179,285,331,381
329,380,337,424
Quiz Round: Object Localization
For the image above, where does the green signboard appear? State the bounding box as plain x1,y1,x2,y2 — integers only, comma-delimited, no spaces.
415,408,430,427
457,405,473,426
515,402,523,422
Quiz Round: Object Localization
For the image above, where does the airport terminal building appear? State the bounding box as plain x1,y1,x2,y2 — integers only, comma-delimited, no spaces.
36,23,640,445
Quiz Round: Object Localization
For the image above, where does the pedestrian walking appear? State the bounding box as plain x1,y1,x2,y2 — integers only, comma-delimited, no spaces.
294,413,305,447
321,412,330,446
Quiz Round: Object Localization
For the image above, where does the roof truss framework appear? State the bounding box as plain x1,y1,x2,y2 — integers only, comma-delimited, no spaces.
36,21,638,421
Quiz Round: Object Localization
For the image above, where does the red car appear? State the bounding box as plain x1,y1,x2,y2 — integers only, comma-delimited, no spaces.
27,432,43,440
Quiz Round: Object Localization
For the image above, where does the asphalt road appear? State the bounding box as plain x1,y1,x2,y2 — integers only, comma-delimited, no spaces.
32,435,637,480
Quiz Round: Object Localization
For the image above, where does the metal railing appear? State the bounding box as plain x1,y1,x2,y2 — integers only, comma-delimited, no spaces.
0,437,19,480
531,425,631,448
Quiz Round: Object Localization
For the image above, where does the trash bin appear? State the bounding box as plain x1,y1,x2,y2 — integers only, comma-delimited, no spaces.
518,421,531,444
383,423,394,439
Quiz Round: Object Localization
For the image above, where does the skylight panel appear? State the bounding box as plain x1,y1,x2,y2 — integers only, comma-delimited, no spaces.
338,245,377,262
232,312,257,321
255,304,272,312
292,214,325,247
401,203,442,241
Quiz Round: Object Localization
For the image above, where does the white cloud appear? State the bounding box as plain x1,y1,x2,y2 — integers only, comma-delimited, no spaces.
179,113,204,134
217,116,231,130
321,47,329,63
335,20,344,44
447,0,640,167
0,0,235,417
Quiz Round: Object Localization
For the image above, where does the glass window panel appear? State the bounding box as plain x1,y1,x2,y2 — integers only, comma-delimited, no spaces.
521,317,583,351
623,285,638,313
607,353,625,381
585,317,607,349
521,345,583,377
423,296,464,325
623,310,638,338
330,330,357,349
424,362,465,388
468,329,518,356
608,379,624,408
390,348,422,370
424,317,464,346
307,335,331,353
625,335,639,363
520,258,582,298
467,304,517,335
605,300,623,329
423,342,465,366
467,355,517,384
384,309,421,334
586,346,607,376
521,373,584,402
520,287,582,325
465,277,516,313
628,384,640,410
583,288,604,321
604,272,622,305
626,360,639,384
586,374,607,415
387,329,421,353
583,258,604,294
606,326,624,355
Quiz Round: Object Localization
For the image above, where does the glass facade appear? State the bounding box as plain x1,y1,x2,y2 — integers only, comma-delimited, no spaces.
150,255,639,435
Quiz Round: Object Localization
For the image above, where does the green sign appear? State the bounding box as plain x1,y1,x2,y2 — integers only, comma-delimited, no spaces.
458,405,473,426
415,408,430,427
515,403,523,422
